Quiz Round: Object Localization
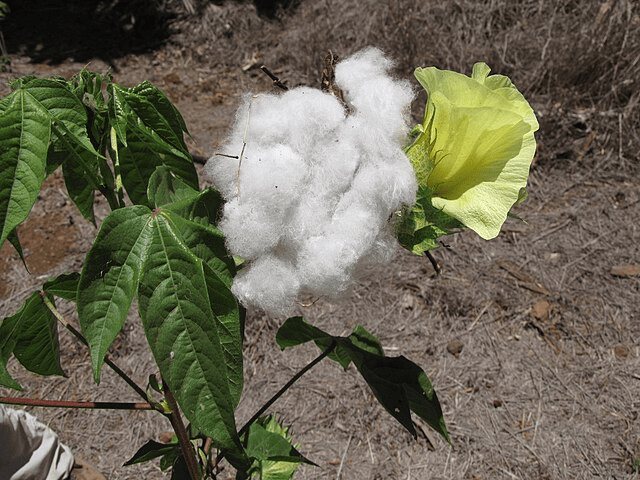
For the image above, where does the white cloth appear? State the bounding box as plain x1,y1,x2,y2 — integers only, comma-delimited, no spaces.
0,405,74,480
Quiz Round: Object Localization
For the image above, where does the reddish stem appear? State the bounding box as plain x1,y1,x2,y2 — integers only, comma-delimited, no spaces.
0,396,153,410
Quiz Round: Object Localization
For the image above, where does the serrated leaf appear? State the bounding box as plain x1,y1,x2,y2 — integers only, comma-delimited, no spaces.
242,416,313,480
0,291,64,389
43,272,81,301
78,205,153,383
137,209,242,450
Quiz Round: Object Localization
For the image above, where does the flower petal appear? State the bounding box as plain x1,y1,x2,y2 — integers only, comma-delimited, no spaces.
407,63,539,239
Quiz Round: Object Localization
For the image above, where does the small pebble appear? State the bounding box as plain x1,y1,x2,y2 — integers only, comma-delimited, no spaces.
447,339,464,357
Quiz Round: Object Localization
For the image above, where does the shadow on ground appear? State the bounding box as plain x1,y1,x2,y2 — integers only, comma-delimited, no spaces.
2,0,174,63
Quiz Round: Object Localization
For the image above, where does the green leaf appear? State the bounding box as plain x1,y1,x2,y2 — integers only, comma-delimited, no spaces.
276,317,329,349
43,272,81,301
130,81,190,141
0,291,64,389
0,86,52,249
0,76,109,242
163,190,235,288
108,83,198,207
7,228,27,270
348,325,384,357
124,439,178,466
0,317,20,390
137,209,242,450
395,186,464,255
78,205,153,383
148,165,199,209
355,353,449,442
242,416,314,480
276,317,351,369
277,320,449,442
59,146,98,224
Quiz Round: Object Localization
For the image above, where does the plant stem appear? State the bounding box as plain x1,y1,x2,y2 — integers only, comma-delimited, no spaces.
0,396,153,410
163,378,201,480
41,292,150,402
238,339,337,437
212,339,337,470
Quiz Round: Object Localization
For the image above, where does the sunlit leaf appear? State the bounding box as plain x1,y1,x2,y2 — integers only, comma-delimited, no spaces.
0,86,51,249
78,205,153,383
137,209,242,450
108,83,197,207
242,415,314,480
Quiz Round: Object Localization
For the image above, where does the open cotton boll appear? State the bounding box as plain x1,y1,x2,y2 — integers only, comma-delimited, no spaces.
238,143,308,205
219,200,284,260
205,47,419,317
231,255,301,317
335,49,414,143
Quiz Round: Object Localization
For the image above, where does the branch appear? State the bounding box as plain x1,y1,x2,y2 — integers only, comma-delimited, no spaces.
238,338,337,437
163,379,201,480
260,65,288,91
41,292,150,403
0,396,153,410
212,339,337,469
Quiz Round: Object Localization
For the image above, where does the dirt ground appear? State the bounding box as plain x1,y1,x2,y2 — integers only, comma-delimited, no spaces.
1,1,639,479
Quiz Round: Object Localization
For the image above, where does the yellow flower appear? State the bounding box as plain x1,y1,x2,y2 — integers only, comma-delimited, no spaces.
406,63,539,240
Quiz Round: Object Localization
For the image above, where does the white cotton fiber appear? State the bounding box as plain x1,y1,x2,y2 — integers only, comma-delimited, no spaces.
205,47,418,317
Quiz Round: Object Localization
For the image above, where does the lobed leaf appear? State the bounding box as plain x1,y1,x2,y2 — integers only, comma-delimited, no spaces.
242,416,313,480
276,319,449,442
395,185,464,255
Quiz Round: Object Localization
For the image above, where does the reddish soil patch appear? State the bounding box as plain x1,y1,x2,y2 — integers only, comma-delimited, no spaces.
0,171,84,297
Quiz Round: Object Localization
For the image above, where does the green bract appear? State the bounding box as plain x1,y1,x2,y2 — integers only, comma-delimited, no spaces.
406,63,539,240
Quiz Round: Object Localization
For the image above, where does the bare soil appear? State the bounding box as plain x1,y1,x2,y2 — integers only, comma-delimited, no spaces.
1,1,639,479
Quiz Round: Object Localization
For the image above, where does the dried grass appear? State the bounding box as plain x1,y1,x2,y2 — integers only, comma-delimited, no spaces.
1,0,640,479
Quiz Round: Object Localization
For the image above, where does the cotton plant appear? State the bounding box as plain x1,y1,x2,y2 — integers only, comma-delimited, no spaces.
0,47,539,480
